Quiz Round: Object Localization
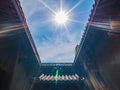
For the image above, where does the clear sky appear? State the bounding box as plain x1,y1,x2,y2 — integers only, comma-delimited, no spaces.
20,0,94,63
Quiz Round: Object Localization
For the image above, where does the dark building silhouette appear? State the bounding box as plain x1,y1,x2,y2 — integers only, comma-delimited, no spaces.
74,0,120,89
0,0,120,90
0,0,41,90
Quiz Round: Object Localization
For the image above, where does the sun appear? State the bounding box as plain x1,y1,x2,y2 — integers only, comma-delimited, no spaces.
54,11,69,25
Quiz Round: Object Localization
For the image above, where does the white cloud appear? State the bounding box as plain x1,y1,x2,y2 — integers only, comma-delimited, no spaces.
37,30,83,63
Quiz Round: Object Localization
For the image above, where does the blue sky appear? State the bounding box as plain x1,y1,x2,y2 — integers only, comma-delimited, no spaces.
19,0,94,63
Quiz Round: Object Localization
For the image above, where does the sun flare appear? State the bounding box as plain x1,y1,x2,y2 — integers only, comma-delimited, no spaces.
54,11,69,25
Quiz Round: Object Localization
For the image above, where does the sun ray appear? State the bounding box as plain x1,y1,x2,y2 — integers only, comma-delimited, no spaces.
78,10,93,15
40,19,54,24
66,0,83,14
38,0,56,14
60,0,63,11
38,0,86,28
68,19,86,24
63,24,69,31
